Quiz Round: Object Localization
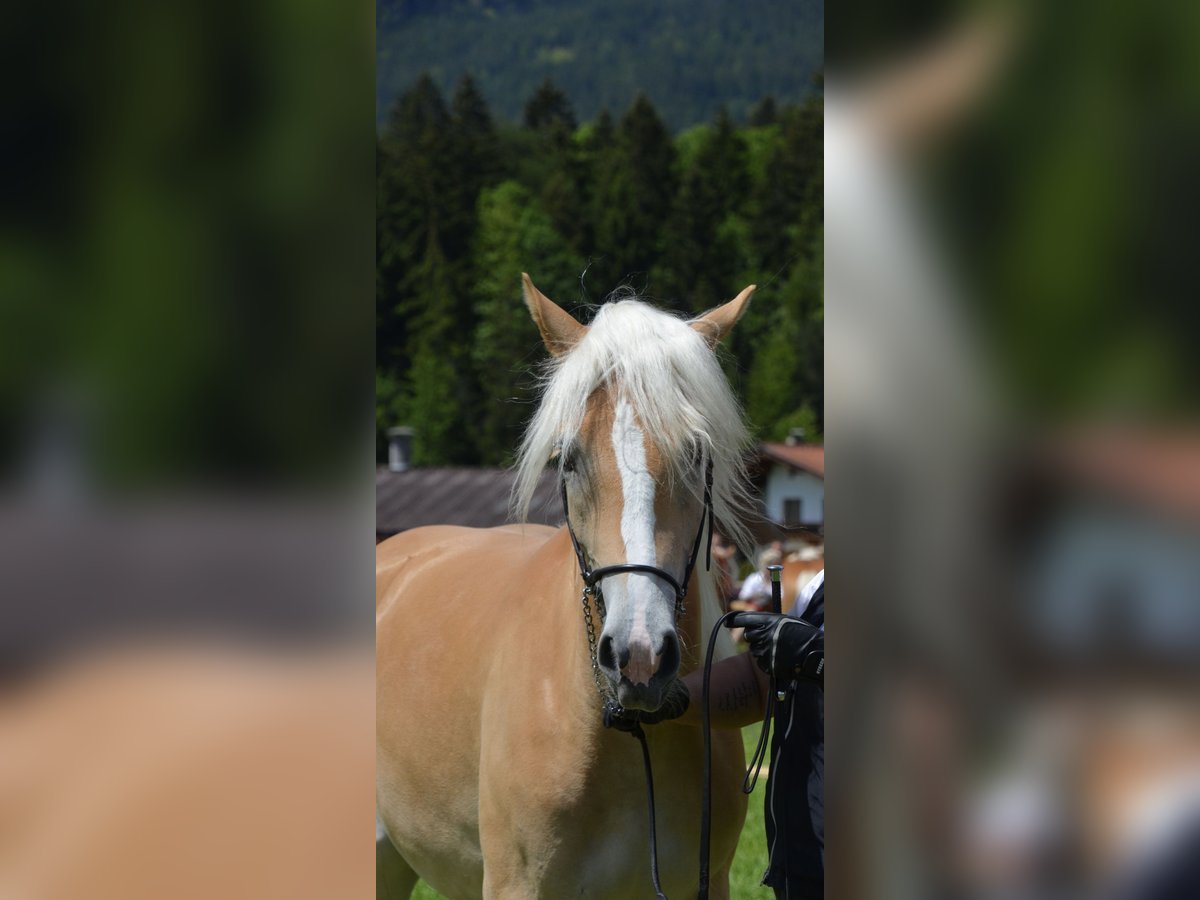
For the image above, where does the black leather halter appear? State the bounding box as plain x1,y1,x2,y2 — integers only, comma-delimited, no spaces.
560,457,715,900
560,459,714,614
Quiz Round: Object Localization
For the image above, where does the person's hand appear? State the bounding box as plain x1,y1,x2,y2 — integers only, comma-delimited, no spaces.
729,612,823,686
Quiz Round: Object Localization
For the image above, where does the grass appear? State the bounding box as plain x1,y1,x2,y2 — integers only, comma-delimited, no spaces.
729,725,772,897
408,726,771,899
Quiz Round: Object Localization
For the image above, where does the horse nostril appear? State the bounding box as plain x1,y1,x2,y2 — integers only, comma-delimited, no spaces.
657,632,680,677
598,634,617,672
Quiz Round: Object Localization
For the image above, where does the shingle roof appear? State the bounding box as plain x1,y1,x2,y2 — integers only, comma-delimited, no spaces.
760,443,825,478
375,467,563,537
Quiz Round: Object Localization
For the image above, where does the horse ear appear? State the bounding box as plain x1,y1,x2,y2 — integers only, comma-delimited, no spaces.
690,285,756,347
523,273,586,356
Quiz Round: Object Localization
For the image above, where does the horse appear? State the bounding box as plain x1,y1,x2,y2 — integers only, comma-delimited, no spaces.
782,549,825,612
376,275,759,899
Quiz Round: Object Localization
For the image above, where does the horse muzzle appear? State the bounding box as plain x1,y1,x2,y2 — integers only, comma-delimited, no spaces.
598,629,681,712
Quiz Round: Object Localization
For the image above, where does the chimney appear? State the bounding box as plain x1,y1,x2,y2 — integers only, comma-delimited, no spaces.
387,426,414,472
786,427,806,447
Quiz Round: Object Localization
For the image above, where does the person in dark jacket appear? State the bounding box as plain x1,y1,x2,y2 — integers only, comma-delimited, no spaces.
671,571,824,899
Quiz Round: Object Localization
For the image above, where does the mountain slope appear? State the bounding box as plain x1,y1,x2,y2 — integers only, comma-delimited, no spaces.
377,0,823,131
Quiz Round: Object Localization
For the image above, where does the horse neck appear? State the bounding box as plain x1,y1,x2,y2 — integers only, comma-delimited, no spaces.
537,528,606,707
680,565,716,674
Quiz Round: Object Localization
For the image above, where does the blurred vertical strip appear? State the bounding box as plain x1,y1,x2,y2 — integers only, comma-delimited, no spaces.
0,0,375,896
827,2,1200,898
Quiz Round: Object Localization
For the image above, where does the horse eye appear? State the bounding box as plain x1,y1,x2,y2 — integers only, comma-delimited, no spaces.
561,453,576,474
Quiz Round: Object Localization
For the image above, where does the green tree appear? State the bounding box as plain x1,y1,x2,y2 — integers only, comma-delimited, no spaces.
521,81,588,255
590,95,677,293
749,95,778,127
658,109,750,313
471,180,579,463
392,232,479,465
743,229,824,440
397,344,461,466
523,78,577,134
748,97,822,274
377,73,456,377
450,74,501,215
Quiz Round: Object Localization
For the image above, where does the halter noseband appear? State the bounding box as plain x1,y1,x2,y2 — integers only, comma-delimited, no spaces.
560,458,713,614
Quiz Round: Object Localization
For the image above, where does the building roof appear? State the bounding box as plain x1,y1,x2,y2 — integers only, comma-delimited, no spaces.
759,442,825,479
376,467,563,537
1041,428,1200,522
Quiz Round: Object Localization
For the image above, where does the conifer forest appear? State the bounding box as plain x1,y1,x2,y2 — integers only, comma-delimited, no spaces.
377,76,823,466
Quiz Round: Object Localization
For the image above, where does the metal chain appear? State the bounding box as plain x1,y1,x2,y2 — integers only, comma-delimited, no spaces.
580,585,609,702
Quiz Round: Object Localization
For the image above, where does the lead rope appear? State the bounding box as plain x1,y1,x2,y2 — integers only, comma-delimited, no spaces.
698,565,783,900
582,581,670,900
633,721,668,900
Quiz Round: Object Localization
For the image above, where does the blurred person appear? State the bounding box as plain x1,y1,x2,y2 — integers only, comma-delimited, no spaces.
736,547,785,613
710,529,741,610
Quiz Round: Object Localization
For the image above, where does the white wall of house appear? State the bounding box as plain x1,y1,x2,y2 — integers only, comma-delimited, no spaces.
763,465,824,526
1030,507,1200,660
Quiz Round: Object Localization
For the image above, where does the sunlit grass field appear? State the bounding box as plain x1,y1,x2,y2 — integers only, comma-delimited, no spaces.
408,726,770,899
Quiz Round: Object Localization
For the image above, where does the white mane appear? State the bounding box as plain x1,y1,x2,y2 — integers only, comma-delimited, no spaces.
513,297,757,556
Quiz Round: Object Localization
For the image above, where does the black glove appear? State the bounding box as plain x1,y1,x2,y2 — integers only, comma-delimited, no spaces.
731,612,823,687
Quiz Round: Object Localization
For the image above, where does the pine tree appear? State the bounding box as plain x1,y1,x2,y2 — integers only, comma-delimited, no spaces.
584,109,615,153
658,110,749,313
742,228,824,440
450,74,501,217
377,73,513,464
749,96,779,127
393,233,478,465
471,180,578,463
377,72,455,329
590,95,676,293
523,78,577,135
385,71,450,146
749,96,822,274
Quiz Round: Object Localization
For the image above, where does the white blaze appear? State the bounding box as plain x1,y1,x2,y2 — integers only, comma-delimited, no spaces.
612,399,660,684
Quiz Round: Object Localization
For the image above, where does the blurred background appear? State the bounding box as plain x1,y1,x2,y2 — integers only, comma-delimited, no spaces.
826,1,1200,898
1,0,374,896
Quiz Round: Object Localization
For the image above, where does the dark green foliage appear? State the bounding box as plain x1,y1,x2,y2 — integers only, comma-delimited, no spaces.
377,82,824,465
748,98,823,277
744,234,824,441
471,181,579,465
659,109,750,312
451,75,501,203
376,0,824,132
523,78,577,135
749,96,779,127
589,96,678,293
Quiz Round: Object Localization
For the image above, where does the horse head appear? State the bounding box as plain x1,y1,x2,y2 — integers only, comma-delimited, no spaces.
517,275,756,712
